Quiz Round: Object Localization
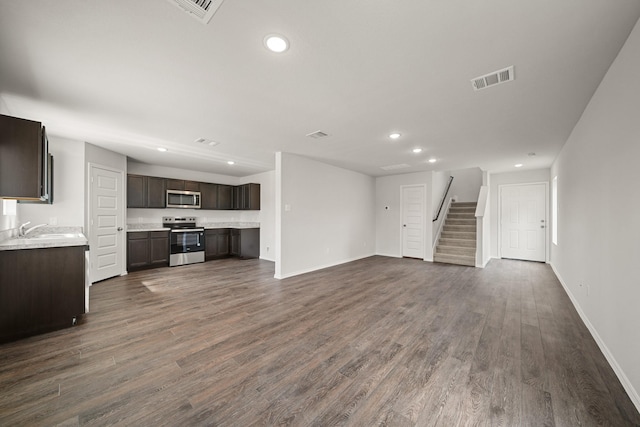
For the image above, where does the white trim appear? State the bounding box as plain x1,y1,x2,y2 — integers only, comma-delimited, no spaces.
550,262,640,413
497,181,549,262
87,162,126,283
274,253,375,279
432,197,453,253
400,184,427,261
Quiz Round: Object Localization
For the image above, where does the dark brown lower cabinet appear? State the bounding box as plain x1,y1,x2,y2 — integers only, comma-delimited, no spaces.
231,228,259,259
127,231,169,271
0,245,86,344
205,228,230,260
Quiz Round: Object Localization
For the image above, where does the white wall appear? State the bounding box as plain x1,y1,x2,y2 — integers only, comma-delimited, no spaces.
449,167,483,202
550,18,640,410
375,171,433,259
276,153,375,279
17,136,85,228
127,161,237,185
489,169,550,258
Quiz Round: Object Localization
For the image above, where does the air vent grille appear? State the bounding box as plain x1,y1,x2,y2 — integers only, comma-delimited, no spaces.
471,66,515,91
194,138,220,147
380,164,411,171
306,130,329,139
167,0,224,24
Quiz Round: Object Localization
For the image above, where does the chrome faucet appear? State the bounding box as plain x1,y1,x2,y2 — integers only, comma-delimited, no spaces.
18,221,48,237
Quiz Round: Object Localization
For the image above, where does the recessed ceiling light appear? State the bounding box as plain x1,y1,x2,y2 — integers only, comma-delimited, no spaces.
412,148,422,154
157,147,168,152
515,163,523,168
389,133,401,140
428,158,437,163
227,161,235,165
264,34,289,53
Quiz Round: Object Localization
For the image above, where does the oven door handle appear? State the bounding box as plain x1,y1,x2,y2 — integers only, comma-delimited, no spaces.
170,228,205,233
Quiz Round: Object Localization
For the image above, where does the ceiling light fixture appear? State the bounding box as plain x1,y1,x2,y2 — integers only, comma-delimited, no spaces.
515,163,523,168
389,133,401,140
227,161,235,165
428,158,437,163
264,34,289,53
157,147,168,152
412,148,422,154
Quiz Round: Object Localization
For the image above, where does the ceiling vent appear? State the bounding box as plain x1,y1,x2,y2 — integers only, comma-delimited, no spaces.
306,130,329,139
167,0,224,24
194,137,220,147
471,66,514,91
380,163,411,171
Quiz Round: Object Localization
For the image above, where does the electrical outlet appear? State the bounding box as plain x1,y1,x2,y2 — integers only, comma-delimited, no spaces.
266,246,270,252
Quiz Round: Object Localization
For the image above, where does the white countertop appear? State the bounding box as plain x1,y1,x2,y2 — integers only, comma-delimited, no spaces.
0,227,88,251
127,222,260,232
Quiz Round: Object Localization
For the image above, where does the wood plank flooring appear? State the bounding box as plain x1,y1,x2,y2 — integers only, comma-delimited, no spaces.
0,256,638,426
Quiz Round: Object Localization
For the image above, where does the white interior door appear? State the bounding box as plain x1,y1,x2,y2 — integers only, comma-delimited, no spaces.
402,185,425,259
90,164,125,282
500,183,547,262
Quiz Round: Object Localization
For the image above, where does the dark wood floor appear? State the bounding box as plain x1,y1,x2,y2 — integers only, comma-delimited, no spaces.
0,256,638,426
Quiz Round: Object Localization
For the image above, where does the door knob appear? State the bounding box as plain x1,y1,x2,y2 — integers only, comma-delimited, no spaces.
403,224,407,227
117,227,123,231
540,225,545,229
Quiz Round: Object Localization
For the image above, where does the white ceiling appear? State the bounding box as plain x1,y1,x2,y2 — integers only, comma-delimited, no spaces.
1,1,639,177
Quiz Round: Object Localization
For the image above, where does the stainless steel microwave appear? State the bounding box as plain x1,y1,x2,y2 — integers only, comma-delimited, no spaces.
166,190,201,209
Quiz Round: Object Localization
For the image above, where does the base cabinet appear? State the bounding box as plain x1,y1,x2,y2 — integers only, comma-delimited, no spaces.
205,229,231,260
127,231,169,271
0,246,86,344
231,228,259,259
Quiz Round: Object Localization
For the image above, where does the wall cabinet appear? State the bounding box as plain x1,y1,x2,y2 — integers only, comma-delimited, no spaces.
166,179,200,192
126,173,259,211
0,114,51,201
205,228,230,260
127,231,169,271
127,175,166,208
0,245,86,343
200,183,219,210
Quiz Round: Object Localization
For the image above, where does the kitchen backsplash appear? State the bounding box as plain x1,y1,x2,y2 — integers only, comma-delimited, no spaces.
126,208,260,225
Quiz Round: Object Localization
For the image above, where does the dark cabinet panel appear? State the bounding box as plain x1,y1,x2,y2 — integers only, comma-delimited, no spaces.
0,114,49,200
230,229,240,256
0,246,85,344
166,179,184,191
150,231,170,265
239,228,260,259
166,179,200,192
205,228,231,260
217,185,233,210
127,231,169,271
127,175,146,208
232,183,261,210
146,177,166,208
201,183,219,210
127,175,166,208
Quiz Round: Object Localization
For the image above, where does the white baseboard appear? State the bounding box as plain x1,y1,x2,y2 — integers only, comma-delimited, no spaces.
274,253,375,280
375,252,402,258
550,262,640,413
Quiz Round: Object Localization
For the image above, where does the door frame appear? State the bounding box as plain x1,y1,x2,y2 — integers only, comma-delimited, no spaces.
399,184,428,261
498,181,549,263
87,162,126,283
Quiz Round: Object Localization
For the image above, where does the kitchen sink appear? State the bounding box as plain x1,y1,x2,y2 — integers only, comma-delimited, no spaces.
29,233,84,239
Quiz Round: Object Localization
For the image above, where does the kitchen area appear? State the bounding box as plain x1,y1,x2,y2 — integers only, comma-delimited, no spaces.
0,113,273,344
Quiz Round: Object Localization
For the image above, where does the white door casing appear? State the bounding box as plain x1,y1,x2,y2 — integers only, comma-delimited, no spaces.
401,185,425,259
499,183,547,262
89,164,125,282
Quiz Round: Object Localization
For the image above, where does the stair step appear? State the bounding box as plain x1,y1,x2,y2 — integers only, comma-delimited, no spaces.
445,218,476,226
434,253,475,267
439,237,476,248
443,224,476,232
451,202,477,208
449,206,476,212
436,245,475,257
441,231,476,240
447,212,476,219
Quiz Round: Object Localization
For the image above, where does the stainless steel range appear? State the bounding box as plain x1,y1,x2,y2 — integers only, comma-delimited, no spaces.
162,216,205,267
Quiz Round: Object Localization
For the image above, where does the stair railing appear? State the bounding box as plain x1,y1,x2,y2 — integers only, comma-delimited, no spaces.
433,176,454,222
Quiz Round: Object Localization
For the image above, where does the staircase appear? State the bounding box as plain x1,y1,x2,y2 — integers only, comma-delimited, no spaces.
434,202,477,267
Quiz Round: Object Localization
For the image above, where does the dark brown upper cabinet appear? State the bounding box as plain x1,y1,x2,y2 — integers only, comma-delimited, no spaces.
0,114,51,201
127,175,166,208
166,179,200,192
233,183,261,210
200,182,219,210
217,185,233,210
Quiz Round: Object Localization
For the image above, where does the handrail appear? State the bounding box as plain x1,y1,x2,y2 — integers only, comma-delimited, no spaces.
433,176,454,222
